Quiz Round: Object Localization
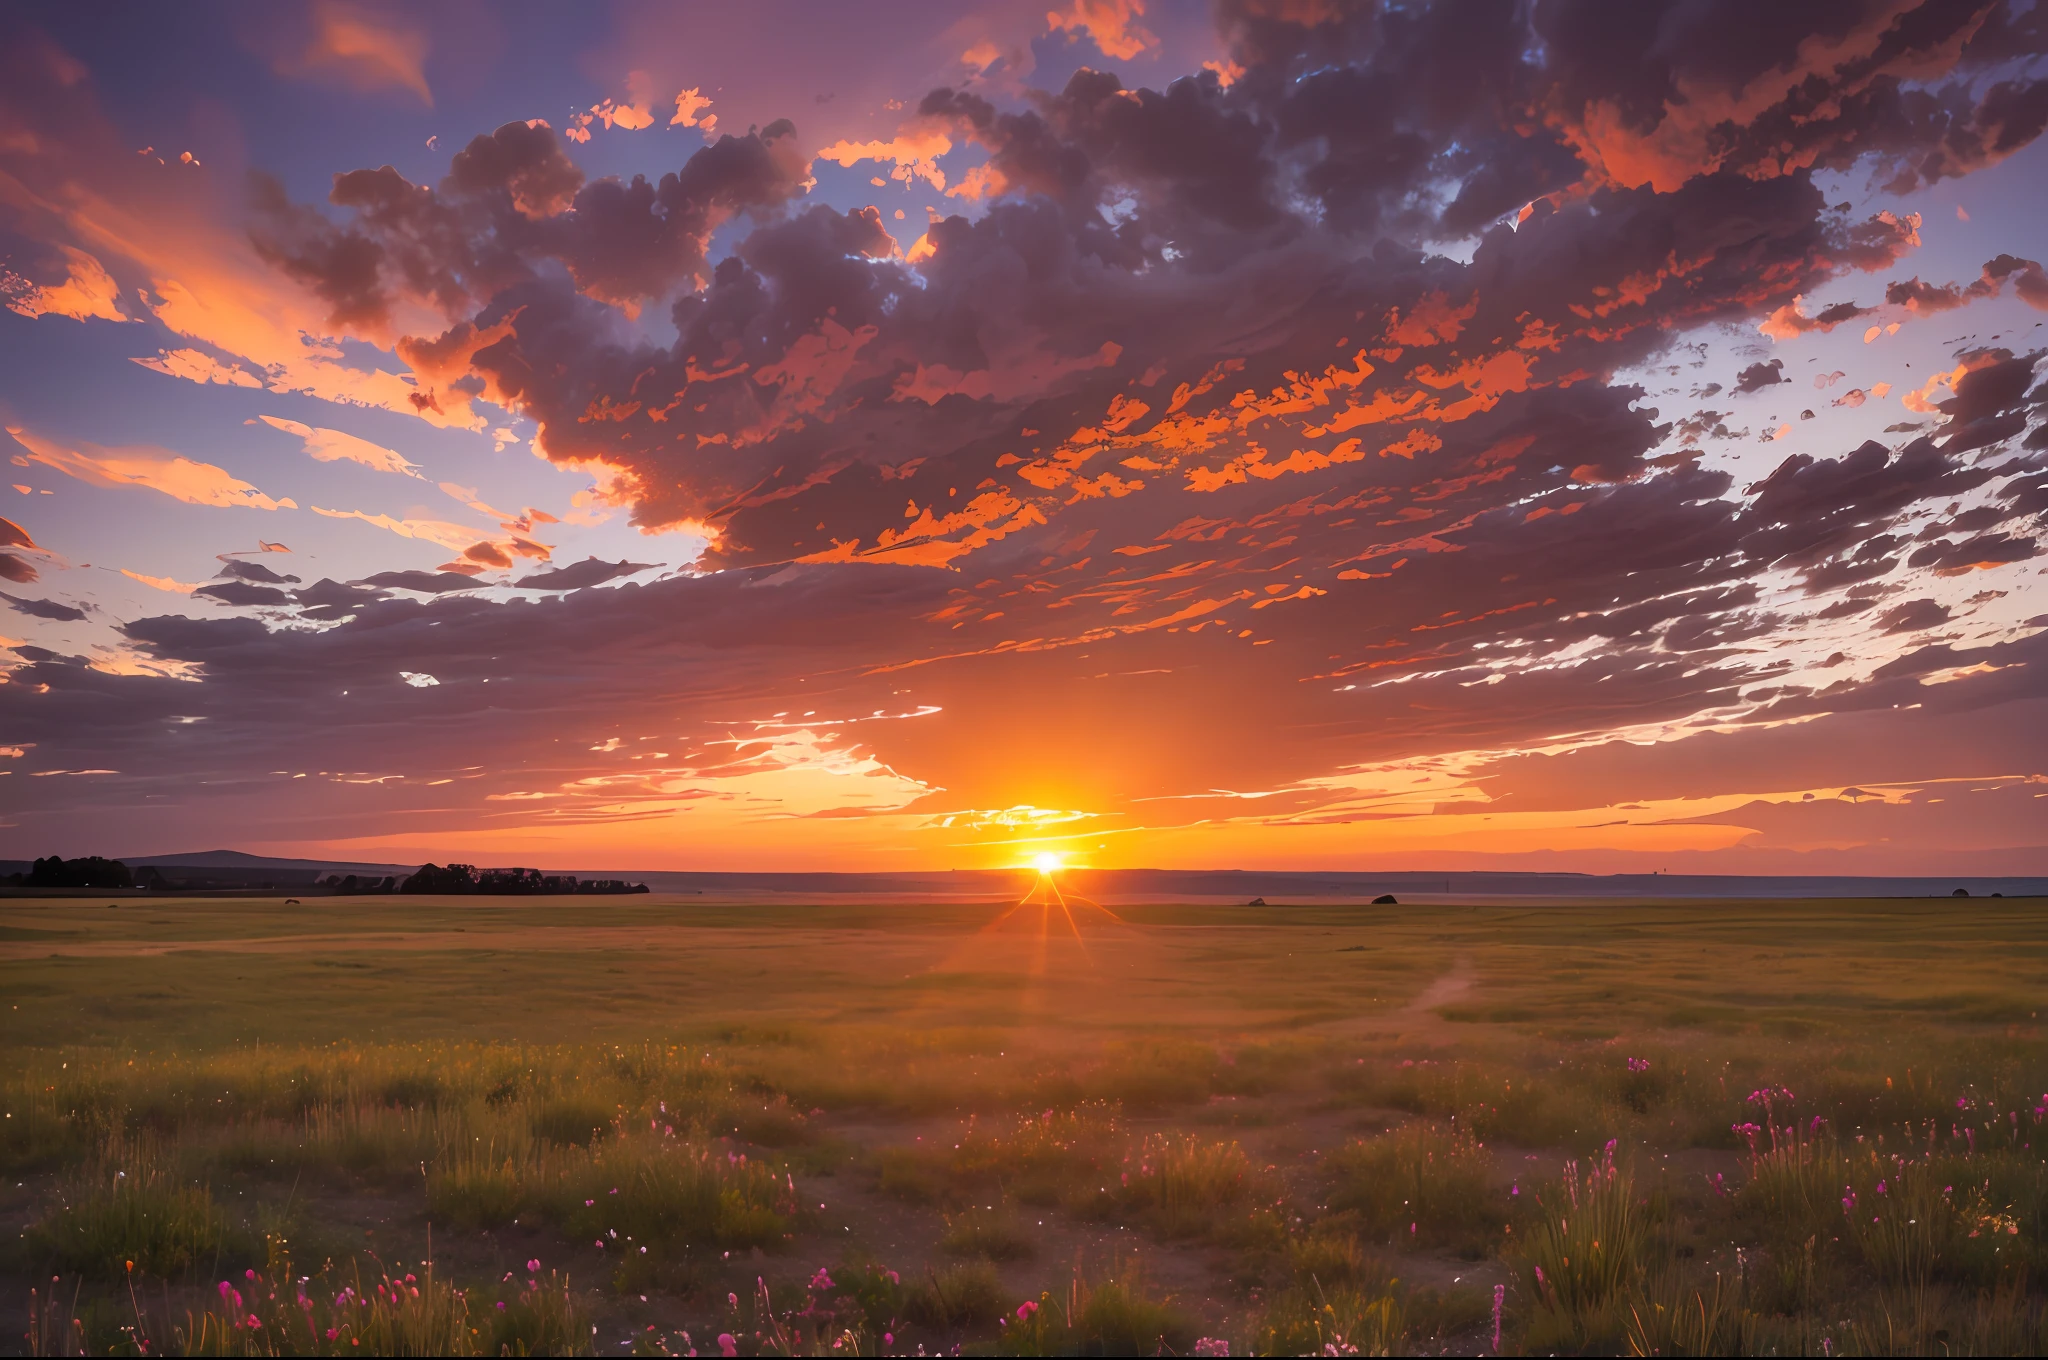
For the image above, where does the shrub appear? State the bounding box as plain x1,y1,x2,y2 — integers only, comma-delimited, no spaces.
556,1138,793,1253
1251,1282,1404,1358
997,1271,1194,1357
940,1205,1036,1261
1114,1132,1264,1240
532,1097,615,1147
1621,1272,1764,1357
1327,1120,1500,1255
907,1261,1010,1329
1513,1147,1647,1352
28,1151,232,1280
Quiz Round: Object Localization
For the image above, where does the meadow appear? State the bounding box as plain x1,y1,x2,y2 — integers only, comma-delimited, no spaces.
2,891,2045,1356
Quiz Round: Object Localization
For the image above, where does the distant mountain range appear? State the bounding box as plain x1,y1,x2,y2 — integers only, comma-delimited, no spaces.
1,849,2039,899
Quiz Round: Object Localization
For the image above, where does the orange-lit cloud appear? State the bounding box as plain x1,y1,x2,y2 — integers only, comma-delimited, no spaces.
283,0,433,106
0,245,125,323
309,506,484,552
256,416,421,478
9,428,297,511
1046,0,1158,61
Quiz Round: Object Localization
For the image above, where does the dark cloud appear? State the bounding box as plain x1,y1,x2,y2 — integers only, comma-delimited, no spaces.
511,557,660,591
1877,597,1951,633
249,119,813,337
193,580,292,607
1733,359,1785,394
355,570,485,594
1740,438,1995,568
0,591,85,621
1905,532,2039,574
1940,351,2040,426
216,560,301,585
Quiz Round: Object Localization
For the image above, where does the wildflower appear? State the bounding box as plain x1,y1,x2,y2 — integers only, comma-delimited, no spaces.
811,1268,835,1291
1492,1283,1505,1354
496,1302,506,1311
325,1329,339,1341
1017,1301,1038,1321
1194,1339,1230,1357
527,1259,541,1272
728,1293,739,1310
717,1335,738,1358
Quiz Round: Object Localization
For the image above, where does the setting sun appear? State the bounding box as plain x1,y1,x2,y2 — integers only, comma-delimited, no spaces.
1033,852,1063,874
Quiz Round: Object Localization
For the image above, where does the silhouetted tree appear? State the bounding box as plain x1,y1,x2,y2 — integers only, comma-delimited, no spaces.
399,863,479,893
25,855,133,888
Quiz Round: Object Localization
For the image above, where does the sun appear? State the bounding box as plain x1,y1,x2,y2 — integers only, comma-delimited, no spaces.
1033,851,1063,874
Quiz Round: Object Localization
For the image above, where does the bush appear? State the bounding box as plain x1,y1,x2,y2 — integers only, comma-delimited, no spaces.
1251,1282,1404,1357
907,1261,1010,1329
941,1205,1036,1260
1513,1148,1647,1352
1114,1133,1264,1240
532,1097,614,1147
1327,1120,1500,1255
29,1152,232,1280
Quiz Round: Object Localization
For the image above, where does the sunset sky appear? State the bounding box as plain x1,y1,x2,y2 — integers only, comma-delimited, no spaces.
1,0,2044,873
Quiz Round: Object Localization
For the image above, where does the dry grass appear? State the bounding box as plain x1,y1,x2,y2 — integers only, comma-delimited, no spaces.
6,892,2048,1353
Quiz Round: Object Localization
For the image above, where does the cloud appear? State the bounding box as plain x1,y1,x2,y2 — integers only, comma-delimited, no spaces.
1,591,86,622
0,555,37,584
1884,253,2048,317
355,569,484,594
1,244,126,323
1046,0,1158,62
511,557,659,591
120,570,203,594
7,429,297,511
310,506,484,551
256,415,422,478
1732,359,1785,394
217,560,301,585
1758,295,1873,341
194,580,292,608
283,0,433,106
1876,598,1951,634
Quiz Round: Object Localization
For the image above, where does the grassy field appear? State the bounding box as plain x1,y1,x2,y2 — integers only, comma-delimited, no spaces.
3,892,2045,1355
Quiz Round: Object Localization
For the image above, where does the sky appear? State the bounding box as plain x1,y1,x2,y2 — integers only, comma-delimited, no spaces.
0,0,2044,874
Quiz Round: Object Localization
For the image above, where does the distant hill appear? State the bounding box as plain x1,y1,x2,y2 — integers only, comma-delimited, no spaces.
120,849,418,876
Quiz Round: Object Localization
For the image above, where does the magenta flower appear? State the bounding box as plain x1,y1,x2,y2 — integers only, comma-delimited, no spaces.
717,1334,738,1358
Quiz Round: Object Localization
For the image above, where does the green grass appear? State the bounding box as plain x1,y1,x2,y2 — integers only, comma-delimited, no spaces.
27,1150,237,1280
6,891,2048,1353
1325,1118,1501,1255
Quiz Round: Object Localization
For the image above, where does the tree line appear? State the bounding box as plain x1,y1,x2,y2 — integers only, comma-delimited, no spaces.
3,855,647,895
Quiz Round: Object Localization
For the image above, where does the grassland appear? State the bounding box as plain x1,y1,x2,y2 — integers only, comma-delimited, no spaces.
2,892,2045,1355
